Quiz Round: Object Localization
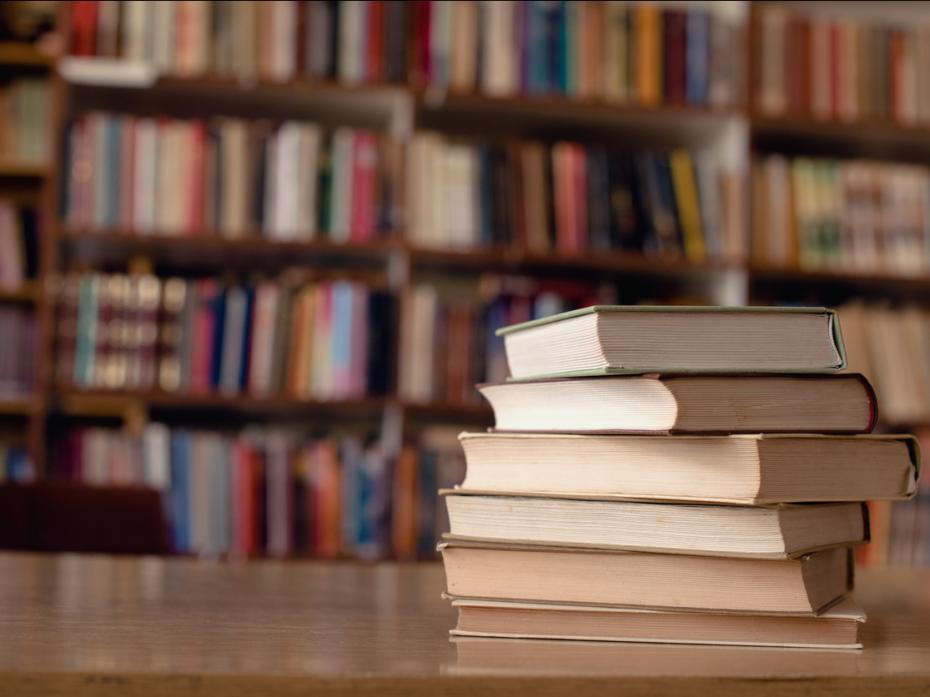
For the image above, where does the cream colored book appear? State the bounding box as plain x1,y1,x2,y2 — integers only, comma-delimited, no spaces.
478,374,876,434
450,597,864,649
444,494,867,558
440,541,852,614
457,432,919,504
497,306,845,379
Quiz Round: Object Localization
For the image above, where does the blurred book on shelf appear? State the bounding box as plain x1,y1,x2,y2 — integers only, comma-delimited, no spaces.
399,276,605,405
752,156,930,274
754,4,930,124
52,423,465,560
0,78,48,164
0,305,35,398
408,132,745,261
0,443,33,483
63,113,404,241
56,271,395,400
0,200,38,291
67,0,409,84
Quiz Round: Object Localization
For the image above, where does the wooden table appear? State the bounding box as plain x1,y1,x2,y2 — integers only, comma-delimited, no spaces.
0,552,928,696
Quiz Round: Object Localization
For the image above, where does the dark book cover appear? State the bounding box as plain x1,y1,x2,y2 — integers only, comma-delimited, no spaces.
685,10,710,105
663,8,686,106
237,284,255,392
477,144,494,246
490,146,514,246
366,291,395,396
18,208,38,278
209,286,227,390
607,153,644,251
384,0,408,83
653,153,685,254
317,135,333,234
586,147,612,251
328,0,340,80
169,431,191,553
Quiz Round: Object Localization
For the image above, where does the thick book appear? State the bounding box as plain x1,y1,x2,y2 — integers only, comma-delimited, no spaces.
449,597,864,649
440,540,852,614
457,432,919,504
479,373,876,434
443,494,867,558
497,306,846,379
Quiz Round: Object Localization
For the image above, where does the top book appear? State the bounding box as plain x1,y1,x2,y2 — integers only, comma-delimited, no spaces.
497,306,845,380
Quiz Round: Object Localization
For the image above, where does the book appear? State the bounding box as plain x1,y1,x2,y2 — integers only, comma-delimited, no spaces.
449,597,865,649
498,306,846,379
440,540,852,614
444,493,867,558
478,374,876,434
456,432,919,504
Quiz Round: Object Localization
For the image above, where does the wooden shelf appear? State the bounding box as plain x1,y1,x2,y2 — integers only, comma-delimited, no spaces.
55,388,393,418
59,229,400,270
0,281,38,303
0,397,39,416
408,244,740,278
749,263,930,295
751,113,930,159
0,162,48,178
420,88,744,133
403,400,492,421
0,42,55,68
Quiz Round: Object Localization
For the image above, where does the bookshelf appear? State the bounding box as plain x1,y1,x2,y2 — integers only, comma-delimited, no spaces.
4,0,930,564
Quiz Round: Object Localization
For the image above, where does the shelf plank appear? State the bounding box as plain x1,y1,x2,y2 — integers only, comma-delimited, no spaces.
0,42,55,68
0,162,49,178
56,388,392,417
0,281,39,303
59,229,400,270
0,397,38,416
751,113,930,159
408,244,740,278
750,263,930,295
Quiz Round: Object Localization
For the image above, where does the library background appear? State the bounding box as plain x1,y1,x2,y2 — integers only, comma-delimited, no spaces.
0,0,927,566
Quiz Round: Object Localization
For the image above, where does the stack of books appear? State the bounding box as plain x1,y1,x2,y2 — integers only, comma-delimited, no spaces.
440,306,919,648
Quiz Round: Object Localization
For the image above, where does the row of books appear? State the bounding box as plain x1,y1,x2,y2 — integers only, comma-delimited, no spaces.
0,445,33,484
0,201,38,291
63,113,403,241
52,424,464,559
66,1,744,109
56,272,395,399
752,156,930,274
755,5,930,124
399,277,603,404
0,79,48,164
69,0,409,84
408,132,743,260
0,307,35,398
839,303,930,427
418,1,742,107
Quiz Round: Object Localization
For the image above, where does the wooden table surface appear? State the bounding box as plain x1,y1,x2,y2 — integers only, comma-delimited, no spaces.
0,552,929,696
